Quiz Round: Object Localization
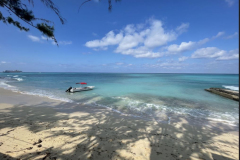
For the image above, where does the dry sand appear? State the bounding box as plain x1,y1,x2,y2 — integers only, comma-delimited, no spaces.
0,88,238,160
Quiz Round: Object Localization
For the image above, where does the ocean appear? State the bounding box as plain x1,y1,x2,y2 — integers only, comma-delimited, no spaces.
0,72,239,127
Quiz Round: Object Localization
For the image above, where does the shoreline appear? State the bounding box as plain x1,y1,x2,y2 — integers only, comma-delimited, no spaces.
1,83,239,130
1,74,239,129
0,88,239,159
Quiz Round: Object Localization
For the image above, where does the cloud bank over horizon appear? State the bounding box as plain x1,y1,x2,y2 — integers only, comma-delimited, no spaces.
85,18,238,62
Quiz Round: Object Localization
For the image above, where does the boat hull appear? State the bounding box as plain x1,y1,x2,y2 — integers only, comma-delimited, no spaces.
70,86,95,93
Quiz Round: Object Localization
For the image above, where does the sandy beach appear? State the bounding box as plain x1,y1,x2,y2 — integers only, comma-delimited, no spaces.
0,88,238,160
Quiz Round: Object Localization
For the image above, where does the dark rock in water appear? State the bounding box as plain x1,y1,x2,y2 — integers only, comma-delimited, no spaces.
205,88,239,101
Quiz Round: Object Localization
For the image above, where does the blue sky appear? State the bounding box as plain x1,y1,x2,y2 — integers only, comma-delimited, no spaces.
0,0,239,73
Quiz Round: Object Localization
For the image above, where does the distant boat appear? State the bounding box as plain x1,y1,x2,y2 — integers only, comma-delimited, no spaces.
66,82,95,93
3,70,22,73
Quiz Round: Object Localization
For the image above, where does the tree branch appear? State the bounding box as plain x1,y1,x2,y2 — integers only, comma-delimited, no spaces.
3,3,38,29
78,0,91,12
3,3,58,46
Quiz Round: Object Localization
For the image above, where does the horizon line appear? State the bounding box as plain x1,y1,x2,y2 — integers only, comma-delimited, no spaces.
1,71,239,74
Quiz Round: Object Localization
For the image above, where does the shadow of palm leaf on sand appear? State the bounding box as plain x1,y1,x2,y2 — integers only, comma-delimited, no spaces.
0,101,238,160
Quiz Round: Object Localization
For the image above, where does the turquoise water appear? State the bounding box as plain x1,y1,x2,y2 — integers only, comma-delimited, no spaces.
0,73,239,127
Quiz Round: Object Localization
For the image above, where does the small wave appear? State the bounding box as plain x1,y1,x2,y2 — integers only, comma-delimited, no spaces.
222,85,239,91
102,96,239,126
0,80,18,91
90,102,145,119
13,78,23,81
0,81,14,88
13,75,18,77
0,79,72,103
20,90,73,103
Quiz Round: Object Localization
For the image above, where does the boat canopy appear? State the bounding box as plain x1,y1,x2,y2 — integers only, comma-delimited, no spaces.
76,82,87,84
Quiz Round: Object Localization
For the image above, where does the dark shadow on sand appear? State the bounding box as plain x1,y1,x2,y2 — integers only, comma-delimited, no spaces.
0,99,238,160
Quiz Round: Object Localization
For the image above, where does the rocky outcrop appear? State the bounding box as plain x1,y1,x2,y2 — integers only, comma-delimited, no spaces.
205,88,239,101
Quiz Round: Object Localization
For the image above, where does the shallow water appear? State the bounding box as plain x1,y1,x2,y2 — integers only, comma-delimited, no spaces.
0,72,238,127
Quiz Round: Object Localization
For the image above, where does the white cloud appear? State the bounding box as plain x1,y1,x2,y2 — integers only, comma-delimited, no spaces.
134,51,162,58
28,35,40,42
159,62,182,67
143,61,187,70
116,62,123,65
92,32,98,36
163,32,217,54
217,54,239,60
163,37,209,55
85,18,189,58
225,0,235,6
116,33,144,52
179,56,188,62
191,47,238,60
197,38,210,45
85,31,123,48
41,36,48,40
225,32,238,39
176,23,189,34
166,41,196,54
101,63,133,67
143,20,177,48
85,18,225,59
41,36,72,46
124,24,136,34
212,31,225,39
191,47,226,58
116,46,162,58
93,47,108,51
217,49,239,60
137,23,145,30
1,61,7,64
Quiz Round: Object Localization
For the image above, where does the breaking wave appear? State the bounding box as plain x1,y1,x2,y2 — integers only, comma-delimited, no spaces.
222,85,239,91
90,96,238,126
0,79,72,103
13,78,23,81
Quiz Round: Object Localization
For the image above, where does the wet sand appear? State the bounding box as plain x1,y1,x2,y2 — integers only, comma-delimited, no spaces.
0,88,238,160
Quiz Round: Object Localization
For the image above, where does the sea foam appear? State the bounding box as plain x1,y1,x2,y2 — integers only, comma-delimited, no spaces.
222,85,239,91
0,79,72,103
13,78,23,81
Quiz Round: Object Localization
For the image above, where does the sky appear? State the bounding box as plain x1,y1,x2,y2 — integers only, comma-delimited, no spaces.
0,0,239,73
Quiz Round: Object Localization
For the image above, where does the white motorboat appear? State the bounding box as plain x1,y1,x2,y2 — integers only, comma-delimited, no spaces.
65,82,95,93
